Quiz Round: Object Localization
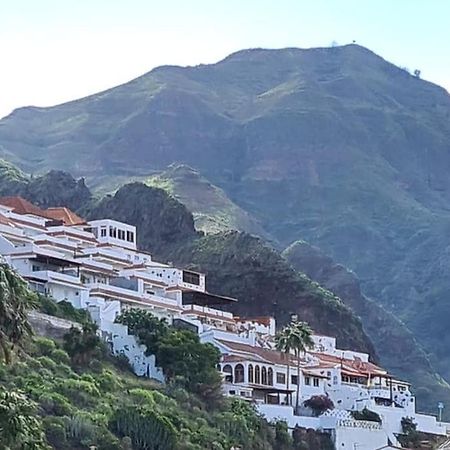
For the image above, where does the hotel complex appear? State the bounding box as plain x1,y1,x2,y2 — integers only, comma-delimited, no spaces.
0,196,447,450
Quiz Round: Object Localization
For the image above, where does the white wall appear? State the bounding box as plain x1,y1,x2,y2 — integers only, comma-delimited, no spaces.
334,421,388,450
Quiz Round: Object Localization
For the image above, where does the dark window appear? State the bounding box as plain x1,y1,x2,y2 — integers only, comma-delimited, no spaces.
118,229,125,240
223,364,233,383
183,270,200,285
276,372,286,384
291,375,298,385
305,376,311,385
100,228,107,237
234,364,244,383
268,368,274,386
248,365,254,383
262,367,267,385
255,366,261,384
126,231,134,242
313,378,319,387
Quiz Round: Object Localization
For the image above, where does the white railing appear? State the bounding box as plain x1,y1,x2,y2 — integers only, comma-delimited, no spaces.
31,270,81,285
183,304,234,319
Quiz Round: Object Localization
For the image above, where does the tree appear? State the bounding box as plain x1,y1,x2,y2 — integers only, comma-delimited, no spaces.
303,395,334,416
277,321,314,414
0,263,35,364
156,329,222,402
0,388,49,450
63,322,103,366
115,309,169,355
275,328,292,405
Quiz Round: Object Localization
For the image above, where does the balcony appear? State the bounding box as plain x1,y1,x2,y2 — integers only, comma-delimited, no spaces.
86,282,181,311
28,270,82,286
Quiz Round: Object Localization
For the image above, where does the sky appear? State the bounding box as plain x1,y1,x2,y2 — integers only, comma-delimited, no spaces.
1,0,450,119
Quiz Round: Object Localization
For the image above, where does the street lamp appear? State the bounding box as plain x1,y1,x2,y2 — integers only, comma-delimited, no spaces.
438,402,444,423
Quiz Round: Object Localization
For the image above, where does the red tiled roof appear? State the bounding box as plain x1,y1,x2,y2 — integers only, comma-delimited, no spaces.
45,207,85,225
311,352,386,376
218,339,305,366
0,197,47,218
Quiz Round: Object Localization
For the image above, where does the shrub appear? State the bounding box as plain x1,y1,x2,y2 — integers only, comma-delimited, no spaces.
50,348,71,365
38,392,73,416
43,416,67,447
34,337,56,357
112,405,177,450
37,356,57,371
303,395,334,417
58,379,101,407
351,408,381,423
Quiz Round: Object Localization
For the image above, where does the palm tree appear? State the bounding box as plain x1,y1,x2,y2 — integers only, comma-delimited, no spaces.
277,320,314,414
275,328,292,405
0,263,35,364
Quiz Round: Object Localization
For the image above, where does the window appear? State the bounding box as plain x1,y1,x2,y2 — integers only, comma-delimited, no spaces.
248,365,254,383
305,376,311,386
118,229,125,240
229,390,235,395
126,231,134,242
255,366,261,384
223,364,233,383
313,378,320,387
262,367,267,385
291,375,298,385
268,368,274,386
234,364,244,383
32,265,40,272
183,270,200,285
276,372,286,384
100,227,107,237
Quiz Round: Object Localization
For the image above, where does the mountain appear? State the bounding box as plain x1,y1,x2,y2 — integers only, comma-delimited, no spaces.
2,44,450,393
146,164,269,236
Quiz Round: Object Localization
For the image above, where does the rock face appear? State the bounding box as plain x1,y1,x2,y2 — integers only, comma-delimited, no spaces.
28,311,81,341
282,240,450,414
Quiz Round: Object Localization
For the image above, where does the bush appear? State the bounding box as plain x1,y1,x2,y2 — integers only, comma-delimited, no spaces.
303,395,334,417
34,337,56,357
58,379,101,407
39,392,74,416
351,408,381,423
37,356,57,371
44,416,67,447
49,348,71,365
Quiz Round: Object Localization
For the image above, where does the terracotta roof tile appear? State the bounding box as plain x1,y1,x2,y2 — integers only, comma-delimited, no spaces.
45,207,85,225
0,197,47,218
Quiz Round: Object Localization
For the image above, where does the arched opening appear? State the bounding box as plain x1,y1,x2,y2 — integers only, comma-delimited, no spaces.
248,364,254,383
235,364,244,383
262,367,268,385
223,364,233,383
255,365,261,384
268,367,274,386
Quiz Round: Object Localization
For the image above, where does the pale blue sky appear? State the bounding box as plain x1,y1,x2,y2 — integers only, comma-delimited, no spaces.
1,0,449,118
